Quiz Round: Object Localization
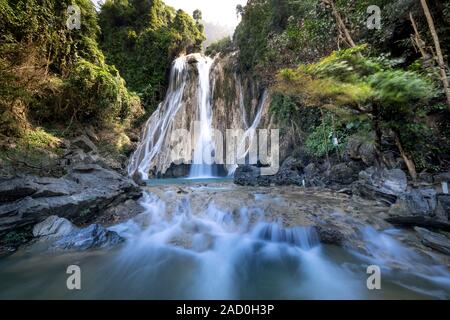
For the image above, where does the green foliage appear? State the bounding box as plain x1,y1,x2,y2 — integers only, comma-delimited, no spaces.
205,37,234,56
60,59,140,125
304,115,368,158
99,0,205,110
270,93,298,125
276,46,435,113
234,0,337,75
276,46,441,170
3,230,29,247
0,0,142,137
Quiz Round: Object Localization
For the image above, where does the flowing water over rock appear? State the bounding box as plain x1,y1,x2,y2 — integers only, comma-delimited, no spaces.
1,181,449,299
189,56,215,179
128,53,272,180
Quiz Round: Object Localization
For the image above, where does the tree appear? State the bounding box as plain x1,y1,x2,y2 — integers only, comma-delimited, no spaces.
193,9,202,23
420,0,450,106
321,0,357,49
275,46,435,179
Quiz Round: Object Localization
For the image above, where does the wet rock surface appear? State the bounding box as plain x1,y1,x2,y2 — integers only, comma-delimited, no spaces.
352,167,408,205
32,216,124,251
0,164,141,236
144,182,390,249
415,227,450,256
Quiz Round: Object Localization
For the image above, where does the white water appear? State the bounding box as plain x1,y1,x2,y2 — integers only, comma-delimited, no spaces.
189,57,215,179
128,56,189,180
228,90,269,176
2,187,450,299
129,54,270,180
108,191,365,299
103,191,449,299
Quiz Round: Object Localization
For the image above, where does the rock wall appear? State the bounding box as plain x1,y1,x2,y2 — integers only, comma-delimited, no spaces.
129,53,275,179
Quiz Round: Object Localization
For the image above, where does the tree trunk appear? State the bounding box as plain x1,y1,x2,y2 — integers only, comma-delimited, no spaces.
323,0,359,51
372,105,384,171
420,0,450,106
393,130,417,180
409,13,431,62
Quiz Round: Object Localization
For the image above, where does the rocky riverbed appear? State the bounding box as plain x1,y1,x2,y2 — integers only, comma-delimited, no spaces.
1,179,450,299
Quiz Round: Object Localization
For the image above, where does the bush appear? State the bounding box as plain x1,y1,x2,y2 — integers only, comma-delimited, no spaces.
99,0,205,111
205,37,234,56
305,115,357,158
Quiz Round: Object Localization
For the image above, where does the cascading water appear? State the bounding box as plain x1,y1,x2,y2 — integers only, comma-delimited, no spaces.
189,57,215,179
227,90,269,176
128,56,189,180
128,53,271,180
2,185,450,299
129,54,220,180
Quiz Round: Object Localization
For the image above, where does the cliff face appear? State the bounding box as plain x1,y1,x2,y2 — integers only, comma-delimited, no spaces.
129,53,274,180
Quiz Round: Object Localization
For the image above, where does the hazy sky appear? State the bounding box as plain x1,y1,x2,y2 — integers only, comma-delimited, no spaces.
92,0,247,28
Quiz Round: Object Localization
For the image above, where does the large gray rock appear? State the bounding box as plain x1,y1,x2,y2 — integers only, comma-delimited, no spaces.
33,216,75,238
70,135,98,153
52,224,124,251
316,225,346,245
394,188,437,217
328,163,358,185
436,194,450,221
434,172,450,184
0,177,77,203
352,167,408,205
415,227,450,256
345,136,376,166
273,157,304,186
32,216,124,251
234,166,271,186
234,157,305,187
0,164,141,235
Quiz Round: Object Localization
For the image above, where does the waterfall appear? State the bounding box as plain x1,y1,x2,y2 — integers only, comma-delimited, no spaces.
189,57,215,179
227,90,269,176
128,54,218,180
128,53,270,180
128,56,189,180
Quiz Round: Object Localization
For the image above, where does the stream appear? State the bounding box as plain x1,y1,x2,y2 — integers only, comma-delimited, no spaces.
1,180,449,300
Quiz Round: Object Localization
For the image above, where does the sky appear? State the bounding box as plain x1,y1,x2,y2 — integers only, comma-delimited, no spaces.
92,0,247,28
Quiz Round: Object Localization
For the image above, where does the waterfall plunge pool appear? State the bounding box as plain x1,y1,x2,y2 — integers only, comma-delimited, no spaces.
1,181,449,300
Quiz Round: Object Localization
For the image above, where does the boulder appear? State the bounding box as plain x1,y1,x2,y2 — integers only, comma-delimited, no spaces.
234,165,272,186
32,215,124,251
0,179,38,203
303,163,326,187
0,164,141,235
414,227,450,256
316,225,346,245
70,135,98,153
436,194,450,221
52,224,124,251
345,137,376,166
33,216,75,238
434,172,450,184
234,157,306,187
328,163,358,185
0,176,78,203
273,157,304,186
386,216,450,232
394,188,437,217
352,167,407,205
